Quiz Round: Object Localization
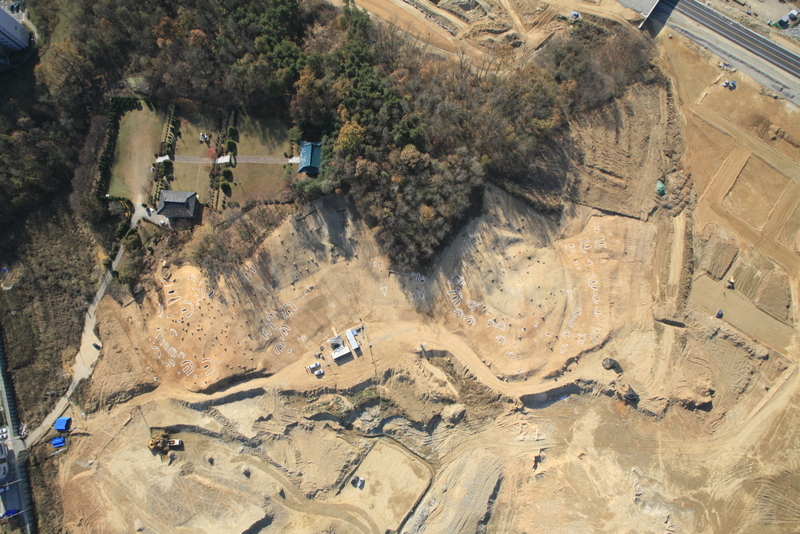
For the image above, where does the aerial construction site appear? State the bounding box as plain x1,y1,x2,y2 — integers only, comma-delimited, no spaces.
9,0,800,532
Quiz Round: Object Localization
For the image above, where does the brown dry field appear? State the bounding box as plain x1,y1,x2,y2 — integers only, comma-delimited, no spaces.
41,1,800,533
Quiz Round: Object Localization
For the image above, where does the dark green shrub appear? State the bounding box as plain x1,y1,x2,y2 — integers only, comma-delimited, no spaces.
80,195,108,224
287,126,302,145
117,265,138,285
115,221,130,239
123,232,142,251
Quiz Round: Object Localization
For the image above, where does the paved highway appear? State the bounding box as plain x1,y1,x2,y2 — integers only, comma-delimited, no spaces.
669,0,800,79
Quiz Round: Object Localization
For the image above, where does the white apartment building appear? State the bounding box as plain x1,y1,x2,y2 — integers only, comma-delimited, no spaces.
0,8,28,51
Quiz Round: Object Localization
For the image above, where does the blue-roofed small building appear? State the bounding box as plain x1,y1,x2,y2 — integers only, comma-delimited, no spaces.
54,417,71,432
298,141,322,175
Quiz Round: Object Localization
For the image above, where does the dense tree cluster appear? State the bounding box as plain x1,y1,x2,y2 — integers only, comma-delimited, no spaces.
0,81,78,228
2,0,326,227
25,0,568,269
293,13,654,270
538,17,655,110
292,3,569,268
54,0,331,109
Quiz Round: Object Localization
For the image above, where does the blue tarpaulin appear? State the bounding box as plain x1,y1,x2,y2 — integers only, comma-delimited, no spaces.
54,417,71,432
51,437,66,448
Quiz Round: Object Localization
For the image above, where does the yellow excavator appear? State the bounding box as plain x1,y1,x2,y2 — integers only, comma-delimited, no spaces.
148,432,170,454
148,432,183,454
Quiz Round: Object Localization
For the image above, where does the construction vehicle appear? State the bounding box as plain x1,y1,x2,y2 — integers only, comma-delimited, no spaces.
167,439,182,448
148,432,170,454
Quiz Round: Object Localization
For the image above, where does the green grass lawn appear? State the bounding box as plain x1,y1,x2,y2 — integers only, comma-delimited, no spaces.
236,115,291,158
108,107,165,203
175,112,221,158
172,161,210,196
170,109,290,205
225,163,289,203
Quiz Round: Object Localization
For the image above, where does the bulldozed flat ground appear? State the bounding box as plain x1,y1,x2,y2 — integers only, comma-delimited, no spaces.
37,1,800,533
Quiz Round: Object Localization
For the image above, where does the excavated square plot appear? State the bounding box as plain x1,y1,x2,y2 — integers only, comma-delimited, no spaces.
336,439,430,532
723,156,790,230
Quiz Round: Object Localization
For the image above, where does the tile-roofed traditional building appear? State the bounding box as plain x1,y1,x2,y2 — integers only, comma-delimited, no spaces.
156,190,198,219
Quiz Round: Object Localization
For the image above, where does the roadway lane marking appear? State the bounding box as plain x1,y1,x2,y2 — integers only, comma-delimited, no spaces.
677,1,800,63
675,0,800,78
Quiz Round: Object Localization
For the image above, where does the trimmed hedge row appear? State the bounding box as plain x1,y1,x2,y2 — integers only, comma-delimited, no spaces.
150,104,180,205
151,173,170,207
161,104,180,156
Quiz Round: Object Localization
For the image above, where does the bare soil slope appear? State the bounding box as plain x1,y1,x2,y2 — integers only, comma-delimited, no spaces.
51,171,797,533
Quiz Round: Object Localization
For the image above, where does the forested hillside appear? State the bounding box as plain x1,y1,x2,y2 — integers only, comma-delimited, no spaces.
4,0,653,269
36,0,654,267
0,66,78,228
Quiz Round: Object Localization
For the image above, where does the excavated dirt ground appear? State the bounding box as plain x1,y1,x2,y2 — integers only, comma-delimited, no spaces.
40,1,800,533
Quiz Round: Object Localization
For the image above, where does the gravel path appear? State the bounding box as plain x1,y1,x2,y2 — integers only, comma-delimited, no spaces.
173,155,292,164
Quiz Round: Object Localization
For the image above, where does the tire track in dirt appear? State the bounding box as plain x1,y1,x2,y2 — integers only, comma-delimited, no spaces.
498,0,528,39
275,480,381,534
696,148,750,205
